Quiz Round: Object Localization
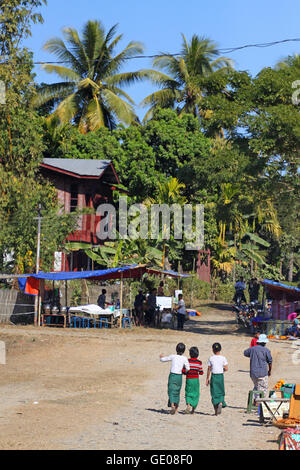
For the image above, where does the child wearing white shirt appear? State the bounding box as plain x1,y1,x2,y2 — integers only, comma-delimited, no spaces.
160,343,190,414
206,343,228,416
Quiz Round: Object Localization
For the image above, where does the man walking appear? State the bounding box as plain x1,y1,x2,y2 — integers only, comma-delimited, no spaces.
243,334,272,397
234,277,247,304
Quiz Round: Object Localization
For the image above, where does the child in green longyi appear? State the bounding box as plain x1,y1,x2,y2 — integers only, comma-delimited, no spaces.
206,342,228,416
183,346,204,414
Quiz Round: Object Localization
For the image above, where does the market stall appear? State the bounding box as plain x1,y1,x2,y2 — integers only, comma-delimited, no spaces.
19,265,147,328
257,280,300,337
19,265,192,329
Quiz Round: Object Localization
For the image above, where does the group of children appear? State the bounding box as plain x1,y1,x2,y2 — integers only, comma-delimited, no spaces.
160,342,228,416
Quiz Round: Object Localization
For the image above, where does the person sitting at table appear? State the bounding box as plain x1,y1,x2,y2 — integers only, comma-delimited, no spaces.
97,289,107,309
286,319,300,337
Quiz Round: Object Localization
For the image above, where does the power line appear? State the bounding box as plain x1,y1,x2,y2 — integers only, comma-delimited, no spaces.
0,37,300,65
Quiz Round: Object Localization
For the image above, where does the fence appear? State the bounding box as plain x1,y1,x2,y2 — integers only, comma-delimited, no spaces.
0,289,35,325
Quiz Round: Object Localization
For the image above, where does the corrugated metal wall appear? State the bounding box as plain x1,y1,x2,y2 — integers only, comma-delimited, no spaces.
0,289,35,324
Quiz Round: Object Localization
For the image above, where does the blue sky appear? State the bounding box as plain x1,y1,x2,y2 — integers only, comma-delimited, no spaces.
24,0,300,120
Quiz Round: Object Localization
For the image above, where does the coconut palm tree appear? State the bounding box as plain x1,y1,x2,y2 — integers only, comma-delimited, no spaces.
141,34,233,122
34,20,148,132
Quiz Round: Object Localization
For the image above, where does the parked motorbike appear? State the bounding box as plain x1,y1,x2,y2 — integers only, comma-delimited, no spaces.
233,302,259,328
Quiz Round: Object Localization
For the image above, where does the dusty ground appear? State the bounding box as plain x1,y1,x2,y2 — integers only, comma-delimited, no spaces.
0,302,298,450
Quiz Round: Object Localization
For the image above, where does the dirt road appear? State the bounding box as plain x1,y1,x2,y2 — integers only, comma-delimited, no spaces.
0,304,297,450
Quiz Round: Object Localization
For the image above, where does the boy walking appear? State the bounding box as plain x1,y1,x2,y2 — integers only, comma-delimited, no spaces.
206,343,228,415
183,346,203,414
160,343,190,415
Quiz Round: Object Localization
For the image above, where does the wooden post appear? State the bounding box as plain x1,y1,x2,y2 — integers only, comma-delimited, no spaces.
65,280,68,306
38,295,42,327
191,257,195,307
34,204,42,326
119,273,123,329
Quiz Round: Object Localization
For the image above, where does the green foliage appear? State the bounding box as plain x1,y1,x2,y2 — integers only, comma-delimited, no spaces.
0,1,47,175
1,8,298,286
0,1,46,55
0,168,79,273
34,20,156,131
0,1,80,274
211,280,235,303
182,276,211,302
141,34,233,122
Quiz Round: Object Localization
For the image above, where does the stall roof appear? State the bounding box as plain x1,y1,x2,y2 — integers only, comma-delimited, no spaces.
29,265,147,281
261,279,300,302
21,265,191,283
146,268,191,278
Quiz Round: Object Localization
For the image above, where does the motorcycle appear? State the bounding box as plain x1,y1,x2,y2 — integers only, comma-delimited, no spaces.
233,302,259,328
233,304,246,326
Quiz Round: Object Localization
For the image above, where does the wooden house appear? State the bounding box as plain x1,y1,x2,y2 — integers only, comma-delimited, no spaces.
40,158,121,271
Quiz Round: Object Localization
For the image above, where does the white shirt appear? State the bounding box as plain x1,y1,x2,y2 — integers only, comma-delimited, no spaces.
160,354,190,374
177,299,186,315
208,355,228,374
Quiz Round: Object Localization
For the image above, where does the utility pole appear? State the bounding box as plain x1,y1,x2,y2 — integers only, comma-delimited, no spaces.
34,204,42,326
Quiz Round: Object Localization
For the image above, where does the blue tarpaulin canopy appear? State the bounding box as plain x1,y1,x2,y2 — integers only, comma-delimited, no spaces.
29,264,146,281
261,279,300,302
18,265,191,294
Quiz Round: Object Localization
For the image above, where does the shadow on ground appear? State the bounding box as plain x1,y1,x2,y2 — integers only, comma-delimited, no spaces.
182,302,252,337
200,303,234,312
185,318,250,337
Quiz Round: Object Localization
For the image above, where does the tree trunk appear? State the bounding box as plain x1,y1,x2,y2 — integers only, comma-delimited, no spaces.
288,252,294,283
279,258,283,277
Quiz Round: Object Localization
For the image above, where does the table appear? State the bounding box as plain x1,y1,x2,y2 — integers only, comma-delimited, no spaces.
256,398,291,425
41,313,67,328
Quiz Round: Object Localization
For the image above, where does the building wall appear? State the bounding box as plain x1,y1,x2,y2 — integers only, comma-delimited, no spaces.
40,167,117,271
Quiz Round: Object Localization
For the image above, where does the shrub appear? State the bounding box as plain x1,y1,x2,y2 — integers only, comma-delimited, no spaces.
181,276,211,303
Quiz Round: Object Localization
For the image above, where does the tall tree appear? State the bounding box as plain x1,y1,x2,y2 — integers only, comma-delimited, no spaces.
0,0,81,274
141,34,233,122
0,0,46,174
34,20,149,132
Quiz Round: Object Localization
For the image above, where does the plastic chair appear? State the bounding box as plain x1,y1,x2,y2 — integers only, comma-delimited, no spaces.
99,318,109,328
70,316,82,328
122,316,131,328
81,317,92,329
246,390,264,413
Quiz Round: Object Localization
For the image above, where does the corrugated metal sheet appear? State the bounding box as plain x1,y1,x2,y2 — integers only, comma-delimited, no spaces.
42,158,111,177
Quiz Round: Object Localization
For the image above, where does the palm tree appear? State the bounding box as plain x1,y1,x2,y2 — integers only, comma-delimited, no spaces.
141,34,233,122
145,177,187,269
34,20,148,132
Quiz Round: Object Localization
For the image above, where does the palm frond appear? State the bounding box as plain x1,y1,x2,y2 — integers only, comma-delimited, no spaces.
41,64,81,82
102,88,136,125
43,37,84,75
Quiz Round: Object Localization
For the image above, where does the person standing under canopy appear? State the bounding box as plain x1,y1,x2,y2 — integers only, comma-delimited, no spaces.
97,289,107,309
